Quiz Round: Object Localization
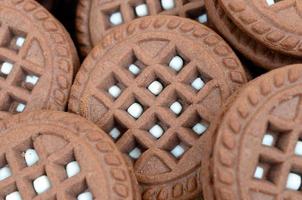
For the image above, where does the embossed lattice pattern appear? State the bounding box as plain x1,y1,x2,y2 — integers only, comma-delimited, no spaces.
251,106,302,198
0,135,90,199
70,16,248,199
94,41,214,163
0,24,43,117
0,111,138,200
99,0,208,29
206,65,302,200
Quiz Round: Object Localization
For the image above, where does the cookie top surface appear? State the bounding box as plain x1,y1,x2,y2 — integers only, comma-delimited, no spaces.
76,0,208,56
69,15,248,199
207,64,302,200
0,111,139,200
0,0,78,119
218,0,302,57
205,0,302,70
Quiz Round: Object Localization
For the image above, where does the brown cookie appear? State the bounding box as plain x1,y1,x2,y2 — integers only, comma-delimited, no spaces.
69,16,248,199
205,0,302,70
202,64,302,200
76,0,208,57
0,0,79,119
218,0,302,57
0,111,140,199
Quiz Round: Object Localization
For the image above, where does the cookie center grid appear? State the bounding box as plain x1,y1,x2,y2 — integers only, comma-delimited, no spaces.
100,0,207,30
0,24,44,115
92,41,215,164
251,111,302,198
0,137,92,199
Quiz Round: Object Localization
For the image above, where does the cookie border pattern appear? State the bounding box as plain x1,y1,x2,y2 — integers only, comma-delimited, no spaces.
219,0,302,57
75,0,92,57
205,0,302,69
211,64,302,200
0,110,138,200
69,16,248,199
7,0,77,111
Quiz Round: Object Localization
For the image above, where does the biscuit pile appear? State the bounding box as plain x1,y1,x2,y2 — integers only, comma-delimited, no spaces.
0,0,301,200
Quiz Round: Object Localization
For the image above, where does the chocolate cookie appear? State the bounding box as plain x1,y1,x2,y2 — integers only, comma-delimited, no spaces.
69,16,248,199
202,64,302,200
0,111,140,199
205,0,302,70
76,0,208,56
218,0,302,57
0,0,79,119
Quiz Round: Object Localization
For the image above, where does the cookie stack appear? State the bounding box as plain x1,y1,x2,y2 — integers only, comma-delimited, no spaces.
0,0,301,200
205,0,302,70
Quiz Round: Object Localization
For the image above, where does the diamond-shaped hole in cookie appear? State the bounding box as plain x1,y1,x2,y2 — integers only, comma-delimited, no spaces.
122,94,149,120
2,27,27,52
5,191,22,200
160,0,176,11
103,116,128,141
295,138,302,157
99,73,125,100
0,183,19,200
182,111,209,137
0,59,14,79
141,71,169,97
66,179,94,200
14,68,40,92
162,135,190,160
266,0,283,6
32,174,52,195
163,90,189,117
165,48,190,74
0,154,12,182
253,156,282,185
140,114,170,140
12,138,39,170
186,6,208,24
102,6,124,29
2,95,27,114
131,1,149,17
124,138,147,161
121,50,146,78
184,67,212,93
262,124,291,152
286,169,302,191
52,149,81,182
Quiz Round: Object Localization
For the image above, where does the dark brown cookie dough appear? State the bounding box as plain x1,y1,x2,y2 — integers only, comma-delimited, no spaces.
69,16,248,199
205,0,302,70
0,110,140,200
76,0,208,57
0,0,79,119
218,0,302,57
202,64,302,200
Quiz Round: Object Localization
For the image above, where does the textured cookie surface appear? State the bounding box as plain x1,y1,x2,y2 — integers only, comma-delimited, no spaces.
76,0,208,56
219,0,302,57
0,0,78,119
69,16,247,199
0,111,139,200
205,0,302,69
203,64,302,200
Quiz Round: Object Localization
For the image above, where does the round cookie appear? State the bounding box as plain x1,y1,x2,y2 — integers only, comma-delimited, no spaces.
218,0,302,57
0,0,79,119
76,0,208,56
202,64,302,200
69,16,248,199
0,111,140,200
205,0,302,70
